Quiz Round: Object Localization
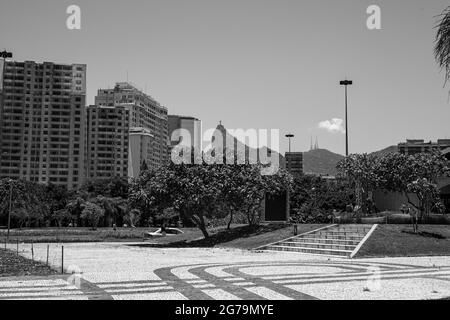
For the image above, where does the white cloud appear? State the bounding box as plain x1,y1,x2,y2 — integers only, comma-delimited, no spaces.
318,118,345,134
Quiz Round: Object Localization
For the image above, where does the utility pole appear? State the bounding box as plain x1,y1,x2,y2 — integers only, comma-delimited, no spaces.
285,133,294,153
285,133,294,172
1,51,13,241
7,179,12,241
340,79,353,156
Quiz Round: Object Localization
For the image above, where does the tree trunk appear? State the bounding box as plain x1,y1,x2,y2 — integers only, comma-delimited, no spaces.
227,210,234,230
191,214,209,238
404,192,419,211
355,180,363,212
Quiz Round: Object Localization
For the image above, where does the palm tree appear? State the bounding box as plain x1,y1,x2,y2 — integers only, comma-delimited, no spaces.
435,6,450,85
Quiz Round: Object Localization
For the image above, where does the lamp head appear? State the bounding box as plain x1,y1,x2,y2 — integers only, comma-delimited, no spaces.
340,80,353,86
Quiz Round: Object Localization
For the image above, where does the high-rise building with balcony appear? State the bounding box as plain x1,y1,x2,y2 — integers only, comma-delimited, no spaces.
86,105,129,179
0,60,86,189
95,83,168,170
128,127,154,178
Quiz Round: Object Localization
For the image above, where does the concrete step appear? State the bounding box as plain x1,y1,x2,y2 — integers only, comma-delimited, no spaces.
306,234,364,241
264,245,352,256
280,241,356,250
258,224,375,257
291,237,361,245
321,228,368,231
330,227,372,231
317,231,366,236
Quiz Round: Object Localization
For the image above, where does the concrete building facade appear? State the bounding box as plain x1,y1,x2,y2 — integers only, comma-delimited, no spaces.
0,60,86,189
86,105,129,179
128,127,154,178
95,82,168,169
398,139,450,155
285,152,303,176
168,115,202,153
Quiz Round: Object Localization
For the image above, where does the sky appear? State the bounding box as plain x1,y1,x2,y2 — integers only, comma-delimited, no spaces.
1,0,450,155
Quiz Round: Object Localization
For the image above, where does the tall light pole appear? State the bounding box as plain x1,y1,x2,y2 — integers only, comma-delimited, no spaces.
1,51,13,179
285,133,294,172
1,51,13,241
7,179,12,241
285,133,294,153
340,79,352,156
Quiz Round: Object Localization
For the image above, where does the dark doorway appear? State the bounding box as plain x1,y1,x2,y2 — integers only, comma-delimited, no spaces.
264,192,288,222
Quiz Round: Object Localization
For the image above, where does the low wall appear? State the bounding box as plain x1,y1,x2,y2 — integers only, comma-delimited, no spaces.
373,190,419,212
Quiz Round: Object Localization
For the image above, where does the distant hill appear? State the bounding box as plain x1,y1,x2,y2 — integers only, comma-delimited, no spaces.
302,149,344,176
370,145,398,157
211,123,285,168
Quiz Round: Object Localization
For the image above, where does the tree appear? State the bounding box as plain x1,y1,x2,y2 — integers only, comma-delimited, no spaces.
140,160,149,173
10,208,28,229
375,151,449,220
337,154,380,216
290,174,354,223
65,197,86,226
80,177,129,199
435,5,450,88
407,178,442,219
129,162,293,238
172,164,222,238
52,209,72,228
0,179,43,228
125,208,142,228
220,165,259,229
94,196,127,227
338,151,449,228
128,166,176,227
80,202,105,230
44,184,69,218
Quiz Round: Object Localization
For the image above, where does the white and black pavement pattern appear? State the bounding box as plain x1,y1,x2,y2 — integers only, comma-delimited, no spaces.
1,243,450,300
1,260,450,300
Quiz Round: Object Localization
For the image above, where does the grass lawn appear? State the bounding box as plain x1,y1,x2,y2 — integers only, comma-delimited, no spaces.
0,227,151,243
0,225,246,244
356,224,450,258
0,224,330,249
132,223,327,249
0,249,58,277
219,224,324,250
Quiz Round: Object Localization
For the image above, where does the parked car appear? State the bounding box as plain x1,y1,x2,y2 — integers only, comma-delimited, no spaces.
145,227,184,237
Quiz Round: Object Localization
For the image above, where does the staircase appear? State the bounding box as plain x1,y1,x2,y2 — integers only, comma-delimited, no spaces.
258,224,376,258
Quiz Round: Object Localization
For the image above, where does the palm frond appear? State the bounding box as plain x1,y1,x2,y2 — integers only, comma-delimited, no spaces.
434,6,450,86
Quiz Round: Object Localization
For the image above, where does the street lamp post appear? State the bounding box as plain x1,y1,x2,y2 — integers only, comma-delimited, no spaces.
285,134,294,153
285,133,294,172
0,50,13,59
339,79,353,157
7,179,12,241
1,51,13,241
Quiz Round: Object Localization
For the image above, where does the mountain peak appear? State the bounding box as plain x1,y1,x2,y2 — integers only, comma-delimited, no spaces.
303,148,344,176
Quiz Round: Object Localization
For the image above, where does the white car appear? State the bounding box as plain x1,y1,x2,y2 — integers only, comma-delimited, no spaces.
145,227,184,237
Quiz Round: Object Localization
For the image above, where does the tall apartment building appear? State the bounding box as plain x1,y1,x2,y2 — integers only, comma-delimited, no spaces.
93,82,168,177
398,139,450,156
128,127,154,178
0,60,86,189
86,105,129,179
285,152,303,176
168,115,202,150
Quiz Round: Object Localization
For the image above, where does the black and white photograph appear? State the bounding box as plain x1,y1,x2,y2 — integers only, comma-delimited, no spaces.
0,0,450,313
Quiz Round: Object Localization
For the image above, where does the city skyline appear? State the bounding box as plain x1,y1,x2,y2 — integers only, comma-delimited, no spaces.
1,0,450,156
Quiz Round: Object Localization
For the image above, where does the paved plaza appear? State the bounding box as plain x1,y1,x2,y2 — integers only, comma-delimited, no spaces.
1,242,450,300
